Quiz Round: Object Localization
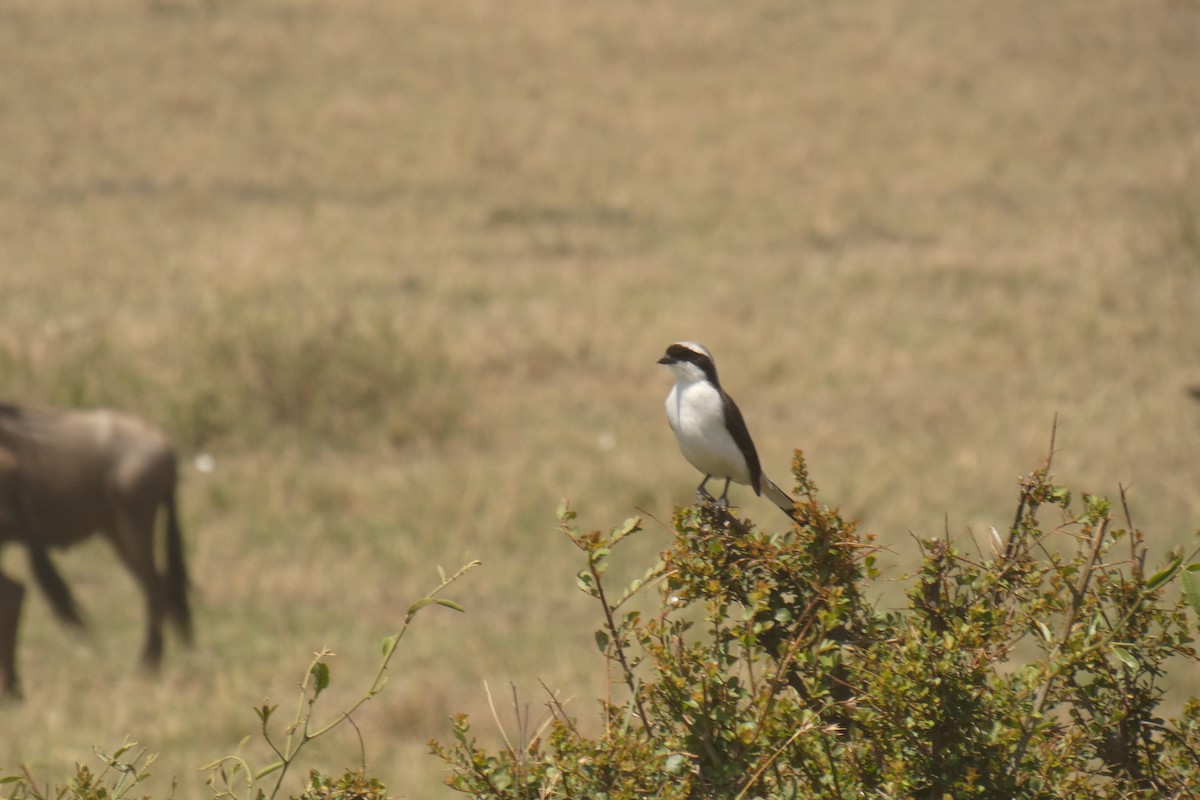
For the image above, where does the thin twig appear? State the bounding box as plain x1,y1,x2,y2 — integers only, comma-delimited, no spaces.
20,766,40,798
753,596,822,736
591,556,655,738
1004,415,1058,562
1119,484,1146,581
1008,514,1110,777
733,721,814,800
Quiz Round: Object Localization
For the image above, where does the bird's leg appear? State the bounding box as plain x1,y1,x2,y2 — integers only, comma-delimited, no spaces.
715,478,732,509
695,475,715,502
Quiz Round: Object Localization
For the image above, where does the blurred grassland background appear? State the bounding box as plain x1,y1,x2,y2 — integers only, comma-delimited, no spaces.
1,0,1199,796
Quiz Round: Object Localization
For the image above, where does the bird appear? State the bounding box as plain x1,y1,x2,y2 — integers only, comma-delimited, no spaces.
658,341,798,521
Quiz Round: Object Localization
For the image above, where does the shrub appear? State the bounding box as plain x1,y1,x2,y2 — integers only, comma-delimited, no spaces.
433,445,1200,798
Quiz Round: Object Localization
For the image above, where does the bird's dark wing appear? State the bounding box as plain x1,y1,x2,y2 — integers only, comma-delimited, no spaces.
721,390,763,495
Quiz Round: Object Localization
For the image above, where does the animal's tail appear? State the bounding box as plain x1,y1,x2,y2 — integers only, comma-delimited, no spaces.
762,476,800,523
163,489,193,644
27,540,85,628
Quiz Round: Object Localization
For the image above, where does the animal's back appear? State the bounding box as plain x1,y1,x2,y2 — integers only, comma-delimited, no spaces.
0,406,176,547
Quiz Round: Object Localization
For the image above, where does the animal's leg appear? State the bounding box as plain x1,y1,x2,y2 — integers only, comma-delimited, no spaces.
162,489,193,644
0,572,24,699
108,506,166,671
716,478,732,508
695,475,714,501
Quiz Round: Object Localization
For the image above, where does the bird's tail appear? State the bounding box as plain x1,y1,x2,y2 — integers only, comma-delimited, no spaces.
762,476,799,522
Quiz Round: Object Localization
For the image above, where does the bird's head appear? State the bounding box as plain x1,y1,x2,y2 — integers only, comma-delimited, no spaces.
658,341,719,386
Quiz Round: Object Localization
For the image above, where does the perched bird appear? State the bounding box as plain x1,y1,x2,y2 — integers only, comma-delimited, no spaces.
658,341,798,521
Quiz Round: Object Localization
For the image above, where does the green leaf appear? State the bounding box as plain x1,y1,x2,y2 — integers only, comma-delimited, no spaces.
1182,568,1200,617
1083,493,1111,518
491,767,513,791
381,633,400,658
1146,554,1183,591
408,596,436,614
310,661,331,696
1112,646,1139,671
255,703,277,724
1036,621,1054,642
611,516,641,544
434,597,465,613
594,630,610,652
254,761,285,780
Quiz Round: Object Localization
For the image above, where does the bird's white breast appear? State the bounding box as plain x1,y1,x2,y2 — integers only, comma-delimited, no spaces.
664,379,752,486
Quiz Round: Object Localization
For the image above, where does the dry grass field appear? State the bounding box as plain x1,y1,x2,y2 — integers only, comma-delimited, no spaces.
1,0,1199,796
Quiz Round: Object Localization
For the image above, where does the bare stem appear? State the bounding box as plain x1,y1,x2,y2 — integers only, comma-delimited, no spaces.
591,555,656,739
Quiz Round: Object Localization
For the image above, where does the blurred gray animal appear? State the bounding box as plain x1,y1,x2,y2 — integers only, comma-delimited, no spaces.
0,403,192,698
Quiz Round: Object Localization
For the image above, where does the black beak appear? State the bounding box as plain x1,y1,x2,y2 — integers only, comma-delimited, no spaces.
657,355,674,365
